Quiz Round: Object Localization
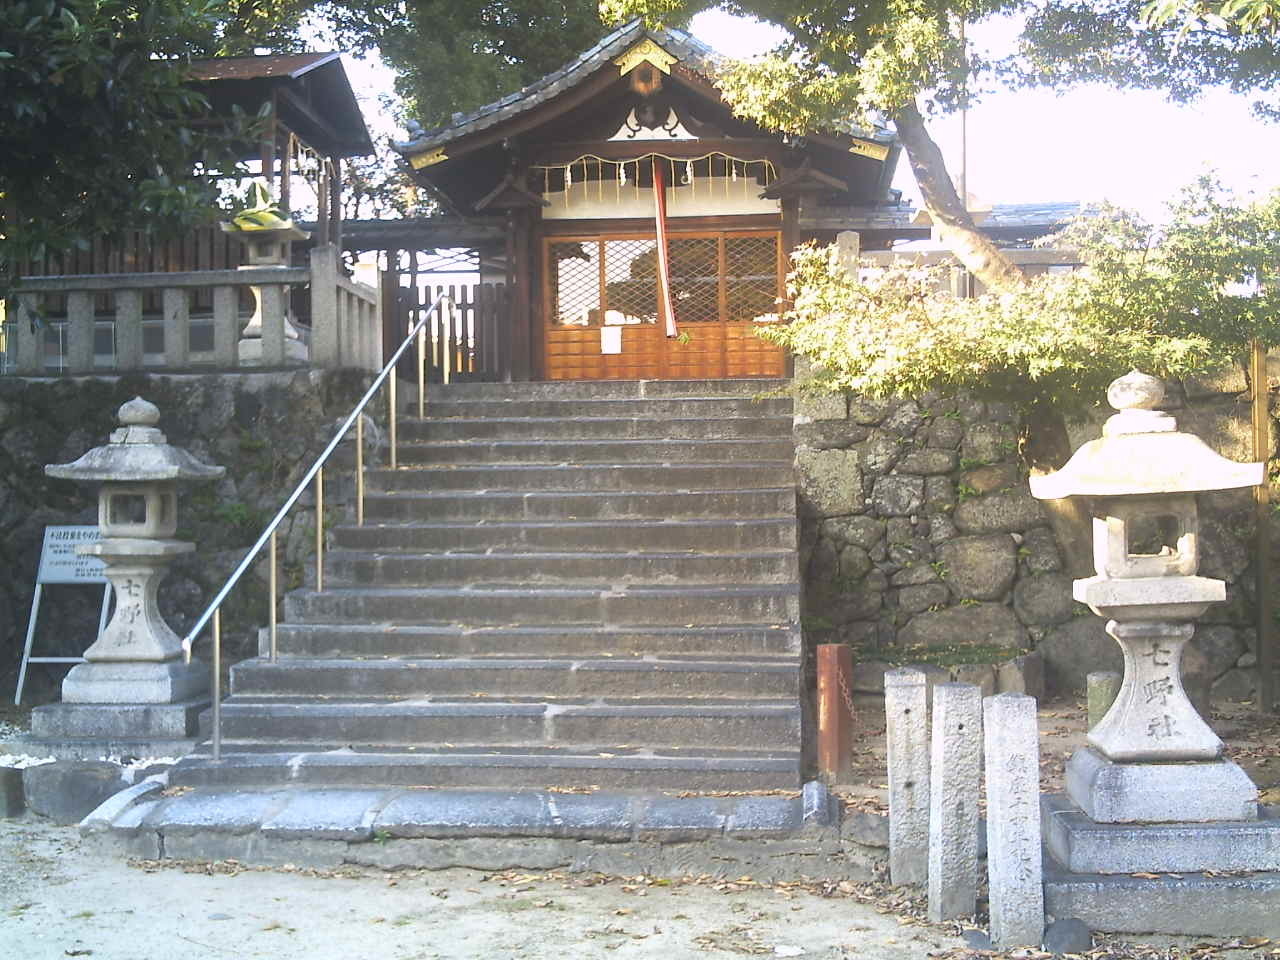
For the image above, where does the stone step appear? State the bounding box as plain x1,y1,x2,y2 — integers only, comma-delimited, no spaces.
394,437,795,465
169,746,801,791
398,415,792,442
362,488,796,523
428,378,788,401
282,584,801,626
422,396,791,420
367,461,794,493
324,548,799,586
269,623,802,659
332,518,797,553
211,699,802,750
229,657,800,700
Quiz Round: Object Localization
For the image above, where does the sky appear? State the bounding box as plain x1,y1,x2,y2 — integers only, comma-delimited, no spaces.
336,9,1280,224
686,10,1280,220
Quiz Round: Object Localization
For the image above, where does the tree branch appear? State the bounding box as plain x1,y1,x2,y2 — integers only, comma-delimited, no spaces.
891,101,1026,294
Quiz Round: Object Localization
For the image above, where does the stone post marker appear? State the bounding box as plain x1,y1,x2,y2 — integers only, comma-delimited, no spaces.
30,398,225,753
983,693,1044,949
927,683,982,921
885,667,929,885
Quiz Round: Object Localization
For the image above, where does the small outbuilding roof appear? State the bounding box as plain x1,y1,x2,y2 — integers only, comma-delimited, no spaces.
190,52,374,159
188,52,342,82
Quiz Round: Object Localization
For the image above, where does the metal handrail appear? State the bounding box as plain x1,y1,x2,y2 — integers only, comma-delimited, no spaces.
182,289,455,760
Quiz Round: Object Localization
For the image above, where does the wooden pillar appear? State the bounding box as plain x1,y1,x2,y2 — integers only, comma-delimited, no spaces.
380,249,402,370
279,131,294,215
329,155,343,250
509,209,533,381
259,92,278,192
780,197,800,377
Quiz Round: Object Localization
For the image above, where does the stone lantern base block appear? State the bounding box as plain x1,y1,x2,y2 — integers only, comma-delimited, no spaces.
237,338,308,366
1066,747,1258,823
1043,794,1280,874
29,697,208,742
1043,854,1280,938
61,659,208,705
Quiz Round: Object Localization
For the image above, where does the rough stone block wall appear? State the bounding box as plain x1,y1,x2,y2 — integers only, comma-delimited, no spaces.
0,371,373,700
794,361,1270,705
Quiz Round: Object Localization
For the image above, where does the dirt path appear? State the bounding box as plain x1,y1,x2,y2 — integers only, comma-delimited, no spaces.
0,819,969,960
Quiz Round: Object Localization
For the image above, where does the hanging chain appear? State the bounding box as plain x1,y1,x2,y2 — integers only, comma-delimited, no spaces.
837,666,858,763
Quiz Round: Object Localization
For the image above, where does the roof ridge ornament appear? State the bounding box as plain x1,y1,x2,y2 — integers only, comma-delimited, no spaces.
613,38,679,76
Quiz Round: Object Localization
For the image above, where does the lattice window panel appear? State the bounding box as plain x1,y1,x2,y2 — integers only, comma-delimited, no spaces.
549,241,599,326
603,239,658,324
725,235,779,323
668,237,719,324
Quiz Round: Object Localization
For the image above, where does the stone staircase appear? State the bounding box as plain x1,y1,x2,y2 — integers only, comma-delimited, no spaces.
171,379,804,794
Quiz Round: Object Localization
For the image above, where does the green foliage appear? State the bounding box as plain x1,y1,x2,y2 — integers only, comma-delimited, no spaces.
762,178,1280,418
1144,0,1280,36
328,1,605,127
1015,0,1280,120
0,0,256,289
605,0,1021,127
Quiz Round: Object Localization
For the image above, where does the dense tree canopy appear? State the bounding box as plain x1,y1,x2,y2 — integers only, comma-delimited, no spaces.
326,1,604,128
0,0,255,289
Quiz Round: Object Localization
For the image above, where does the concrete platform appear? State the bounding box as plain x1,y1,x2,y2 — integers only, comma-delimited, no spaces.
76,777,883,881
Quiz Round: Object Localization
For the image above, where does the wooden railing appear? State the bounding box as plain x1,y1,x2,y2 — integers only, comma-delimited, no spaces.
4,244,380,375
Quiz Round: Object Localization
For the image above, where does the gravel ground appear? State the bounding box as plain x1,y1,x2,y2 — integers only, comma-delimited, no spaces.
0,819,970,960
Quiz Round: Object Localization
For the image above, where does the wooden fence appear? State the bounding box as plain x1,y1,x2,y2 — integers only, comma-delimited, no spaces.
402,282,510,382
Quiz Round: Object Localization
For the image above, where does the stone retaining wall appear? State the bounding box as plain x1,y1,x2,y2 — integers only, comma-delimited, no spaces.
0,371,374,700
794,362,1271,705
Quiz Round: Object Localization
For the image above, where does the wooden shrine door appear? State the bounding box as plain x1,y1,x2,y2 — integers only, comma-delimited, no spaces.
542,230,787,380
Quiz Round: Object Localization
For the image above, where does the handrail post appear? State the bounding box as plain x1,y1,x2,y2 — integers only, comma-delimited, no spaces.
315,468,325,592
212,609,222,762
417,318,426,421
356,415,365,525
269,530,278,662
389,369,398,470
443,299,453,386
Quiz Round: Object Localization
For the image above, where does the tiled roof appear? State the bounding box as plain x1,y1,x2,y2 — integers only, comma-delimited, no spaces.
799,201,1082,233
188,52,340,82
392,19,891,157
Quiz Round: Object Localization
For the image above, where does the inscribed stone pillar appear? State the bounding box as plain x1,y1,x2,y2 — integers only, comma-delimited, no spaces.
927,683,982,921
885,667,930,885
983,693,1045,950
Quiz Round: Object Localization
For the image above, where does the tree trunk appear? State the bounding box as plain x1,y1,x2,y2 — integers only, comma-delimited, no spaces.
1023,399,1095,578
891,101,1026,295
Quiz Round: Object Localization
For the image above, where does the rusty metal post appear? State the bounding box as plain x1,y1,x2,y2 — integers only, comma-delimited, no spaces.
816,643,855,784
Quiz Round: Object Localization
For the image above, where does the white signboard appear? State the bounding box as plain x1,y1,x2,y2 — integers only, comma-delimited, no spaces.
36,525,107,584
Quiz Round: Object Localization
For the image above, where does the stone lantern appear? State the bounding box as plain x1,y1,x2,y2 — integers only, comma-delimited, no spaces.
221,221,310,365
1032,371,1262,819
32,397,224,751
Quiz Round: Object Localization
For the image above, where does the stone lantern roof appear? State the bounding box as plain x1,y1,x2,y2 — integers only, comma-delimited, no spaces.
45,397,226,483
1029,370,1263,500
